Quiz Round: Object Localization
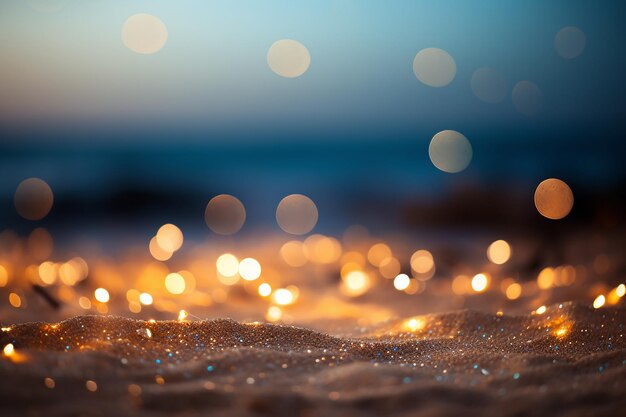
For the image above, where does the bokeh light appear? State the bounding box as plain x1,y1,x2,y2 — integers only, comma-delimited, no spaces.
0,265,7,287
122,14,168,55
258,283,272,297
341,270,370,297
14,178,54,221
428,130,473,173
94,288,110,303
239,258,261,281
149,236,173,261
410,250,435,274
393,274,410,291
367,243,392,267
486,240,511,265
534,178,574,220
280,241,308,267
165,273,186,295
156,224,184,253
412,48,456,87
593,294,605,309
204,195,246,235
505,282,522,300
267,39,311,78
272,288,295,306
276,194,318,235
216,254,239,277
471,273,489,293
555,27,586,59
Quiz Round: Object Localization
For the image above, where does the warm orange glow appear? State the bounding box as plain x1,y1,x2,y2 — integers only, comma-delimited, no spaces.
258,283,272,297
266,306,283,322
537,267,555,289
156,224,183,253
393,273,410,291
149,236,172,261
216,254,239,278
486,240,511,265
367,243,392,267
535,305,547,315
404,317,426,332
239,258,262,281
534,178,574,220
280,241,307,267
303,235,342,264
0,264,7,287
471,273,489,292
94,288,110,303
164,273,186,294
341,270,370,297
505,282,522,300
410,250,434,274
451,275,471,295
272,288,295,306
3,343,14,357
9,292,22,308
379,257,401,279
593,294,605,309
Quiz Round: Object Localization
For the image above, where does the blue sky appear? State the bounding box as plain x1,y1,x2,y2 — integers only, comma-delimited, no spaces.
0,0,623,139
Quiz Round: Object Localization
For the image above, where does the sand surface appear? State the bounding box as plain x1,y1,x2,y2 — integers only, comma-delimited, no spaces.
1,302,625,416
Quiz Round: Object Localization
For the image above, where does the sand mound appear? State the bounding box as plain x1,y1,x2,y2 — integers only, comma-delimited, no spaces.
1,303,624,416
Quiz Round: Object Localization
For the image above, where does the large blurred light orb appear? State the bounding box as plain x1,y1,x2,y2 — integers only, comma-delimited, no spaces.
156,224,183,253
122,14,168,55
14,178,54,220
486,240,511,265
205,194,246,235
393,274,410,291
149,236,172,261
534,178,574,220
512,81,543,115
267,39,311,78
471,67,507,103
165,273,186,295
410,250,434,274
216,254,239,278
471,273,489,293
276,194,318,235
555,27,586,59
239,258,261,281
428,130,472,173
280,241,308,267
412,48,456,87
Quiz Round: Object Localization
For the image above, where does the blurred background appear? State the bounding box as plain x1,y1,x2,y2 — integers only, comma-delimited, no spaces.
0,1,625,324
1,0,625,238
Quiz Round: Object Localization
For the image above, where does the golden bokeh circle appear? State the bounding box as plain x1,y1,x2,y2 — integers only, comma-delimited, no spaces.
534,178,574,220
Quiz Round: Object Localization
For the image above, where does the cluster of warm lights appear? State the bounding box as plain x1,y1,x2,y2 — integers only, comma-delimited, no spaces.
592,284,625,309
1,169,621,326
149,224,184,261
